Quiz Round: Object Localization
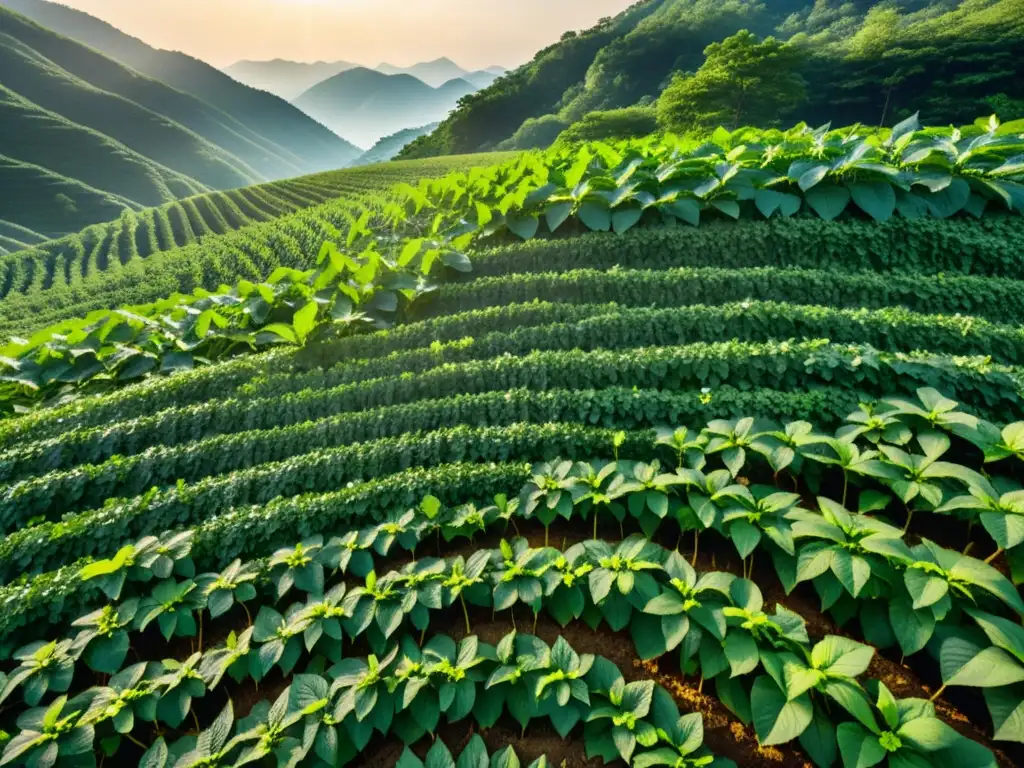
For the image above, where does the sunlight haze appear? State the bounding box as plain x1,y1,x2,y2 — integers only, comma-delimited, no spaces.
52,0,639,69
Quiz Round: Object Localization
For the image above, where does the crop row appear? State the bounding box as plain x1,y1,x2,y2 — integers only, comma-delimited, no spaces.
421,265,1024,326
3,376,1023,569
4,385,1023,648
2,338,1020,484
0,506,1013,762
9,291,1021,452
3,116,1024,409
0,157,493,305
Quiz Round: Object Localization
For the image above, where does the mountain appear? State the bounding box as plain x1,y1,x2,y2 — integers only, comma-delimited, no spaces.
0,0,360,173
293,67,476,147
0,6,264,190
0,82,208,208
374,57,469,87
223,59,359,101
350,123,440,167
400,0,1024,159
462,70,502,89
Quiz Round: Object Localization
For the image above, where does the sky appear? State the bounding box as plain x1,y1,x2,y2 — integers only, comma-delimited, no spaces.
55,0,639,70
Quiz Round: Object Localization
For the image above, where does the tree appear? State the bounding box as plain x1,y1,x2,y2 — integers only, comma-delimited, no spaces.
656,30,807,132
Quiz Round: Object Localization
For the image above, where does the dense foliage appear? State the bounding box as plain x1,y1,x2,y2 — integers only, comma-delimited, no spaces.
1,105,1024,767
400,0,1024,159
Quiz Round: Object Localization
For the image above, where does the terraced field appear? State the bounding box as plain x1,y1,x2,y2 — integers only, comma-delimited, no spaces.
0,153,509,336
1,121,1024,768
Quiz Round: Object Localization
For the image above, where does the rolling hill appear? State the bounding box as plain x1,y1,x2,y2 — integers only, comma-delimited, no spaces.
0,82,208,208
222,58,359,100
0,0,361,173
375,56,471,87
293,67,477,147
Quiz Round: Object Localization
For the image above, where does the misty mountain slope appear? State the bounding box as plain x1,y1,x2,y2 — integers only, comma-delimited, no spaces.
0,0,361,172
351,122,440,166
0,154,141,237
0,24,262,190
223,59,359,101
293,67,476,146
0,83,210,208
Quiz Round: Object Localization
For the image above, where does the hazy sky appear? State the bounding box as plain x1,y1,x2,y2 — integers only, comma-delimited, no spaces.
55,0,638,70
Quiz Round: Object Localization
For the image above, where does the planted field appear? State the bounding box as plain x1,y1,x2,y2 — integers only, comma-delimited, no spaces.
0,153,510,336
0,119,1024,767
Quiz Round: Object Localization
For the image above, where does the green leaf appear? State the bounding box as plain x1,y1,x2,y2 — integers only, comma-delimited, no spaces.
804,184,851,221
293,301,319,344
751,676,813,745
544,202,573,233
837,722,886,768
507,214,539,241
578,202,611,232
849,181,896,222
662,199,700,226
612,206,644,234
425,738,456,768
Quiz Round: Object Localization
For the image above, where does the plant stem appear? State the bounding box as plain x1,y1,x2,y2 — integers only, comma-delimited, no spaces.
929,684,946,702
126,734,149,751
198,612,204,653
460,594,471,636
985,548,1004,564
903,507,914,533
241,601,253,628
692,531,700,566
191,708,202,734
842,470,849,508
593,510,598,540
545,525,549,547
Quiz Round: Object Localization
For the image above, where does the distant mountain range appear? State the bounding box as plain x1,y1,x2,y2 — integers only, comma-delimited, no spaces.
225,55,505,101
223,59,361,101
293,67,479,147
0,0,362,238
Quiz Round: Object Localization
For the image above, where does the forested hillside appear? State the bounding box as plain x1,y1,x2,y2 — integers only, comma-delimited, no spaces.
0,0,360,172
401,0,1024,158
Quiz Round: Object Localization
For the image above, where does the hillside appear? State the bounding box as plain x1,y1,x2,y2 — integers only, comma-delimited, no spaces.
401,0,1024,158
293,67,477,147
222,58,359,100
0,119,1023,768
0,154,141,238
351,122,441,166
0,152,513,332
0,0,361,172
0,82,209,209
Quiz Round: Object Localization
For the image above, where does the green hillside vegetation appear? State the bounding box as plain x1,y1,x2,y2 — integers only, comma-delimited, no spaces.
0,83,209,208
0,219,46,255
401,0,1024,158
1,118,1024,768
0,154,142,238
0,153,513,335
0,0,361,173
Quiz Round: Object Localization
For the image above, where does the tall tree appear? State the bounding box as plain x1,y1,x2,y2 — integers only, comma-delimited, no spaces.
656,30,807,132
